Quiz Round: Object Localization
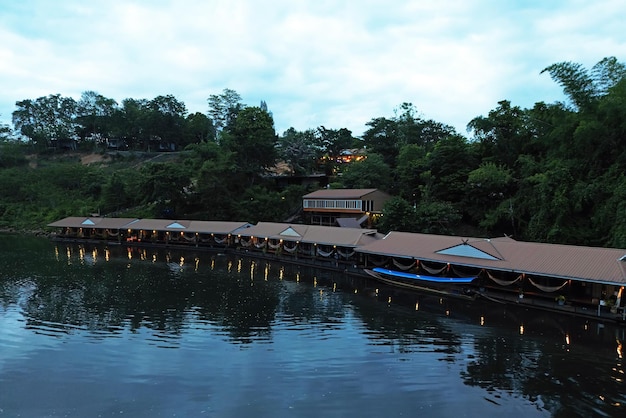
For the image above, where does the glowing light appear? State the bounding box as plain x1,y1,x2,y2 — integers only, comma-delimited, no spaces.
333,283,337,292
152,254,157,262
195,257,200,271
519,325,525,335
354,289,358,294
415,302,419,311
179,256,184,267
480,316,485,326
296,272,300,283
618,339,623,359
388,296,392,304
127,249,132,260
565,334,570,345
375,288,379,296
105,249,110,262
313,278,317,287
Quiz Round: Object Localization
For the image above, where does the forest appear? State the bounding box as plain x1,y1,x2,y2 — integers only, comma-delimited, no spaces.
0,57,625,248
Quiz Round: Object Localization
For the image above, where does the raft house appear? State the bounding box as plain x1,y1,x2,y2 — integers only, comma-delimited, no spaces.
47,216,626,322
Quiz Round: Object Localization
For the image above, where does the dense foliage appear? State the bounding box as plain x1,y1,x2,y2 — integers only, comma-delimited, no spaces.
1,58,625,248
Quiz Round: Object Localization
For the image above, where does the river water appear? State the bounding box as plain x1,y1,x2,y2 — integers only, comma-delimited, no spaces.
0,235,624,417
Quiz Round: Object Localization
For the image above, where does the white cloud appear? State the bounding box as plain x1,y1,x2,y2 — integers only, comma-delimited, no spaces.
0,0,624,136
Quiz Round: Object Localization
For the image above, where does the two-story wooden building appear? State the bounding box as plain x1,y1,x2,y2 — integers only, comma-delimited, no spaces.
302,188,391,227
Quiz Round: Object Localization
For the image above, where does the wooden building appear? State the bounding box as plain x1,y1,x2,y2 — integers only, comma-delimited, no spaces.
302,188,391,227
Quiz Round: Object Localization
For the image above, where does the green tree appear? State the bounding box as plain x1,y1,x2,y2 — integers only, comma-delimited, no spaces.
223,106,277,184
278,128,321,175
184,112,215,144
378,196,418,233
12,94,78,150
395,144,428,201
207,88,244,135
339,153,392,190
75,91,118,145
541,57,626,112
426,134,477,206
465,162,514,233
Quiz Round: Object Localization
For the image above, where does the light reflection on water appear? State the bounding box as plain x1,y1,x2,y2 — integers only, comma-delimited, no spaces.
0,238,625,417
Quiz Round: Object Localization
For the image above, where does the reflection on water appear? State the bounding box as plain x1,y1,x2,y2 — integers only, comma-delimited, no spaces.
0,237,625,417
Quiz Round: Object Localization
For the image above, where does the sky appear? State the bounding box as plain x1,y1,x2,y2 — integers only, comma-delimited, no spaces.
1,0,625,137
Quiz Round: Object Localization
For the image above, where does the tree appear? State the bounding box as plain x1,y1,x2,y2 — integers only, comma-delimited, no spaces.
278,128,321,175
112,98,151,150
467,100,533,168
541,57,626,112
395,144,428,201
75,91,118,144
184,112,215,145
465,162,514,232
339,153,392,190
378,196,418,233
193,143,241,220
223,106,277,184
426,134,477,206
12,94,78,150
207,88,244,134
145,95,188,150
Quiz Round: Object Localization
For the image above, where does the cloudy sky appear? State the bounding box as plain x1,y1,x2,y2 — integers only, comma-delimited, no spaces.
1,0,625,137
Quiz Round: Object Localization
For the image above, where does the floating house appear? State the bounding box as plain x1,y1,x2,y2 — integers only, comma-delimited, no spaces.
356,232,626,309
47,216,626,318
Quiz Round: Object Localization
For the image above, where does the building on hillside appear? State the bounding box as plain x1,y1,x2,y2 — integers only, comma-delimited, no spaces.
302,188,391,227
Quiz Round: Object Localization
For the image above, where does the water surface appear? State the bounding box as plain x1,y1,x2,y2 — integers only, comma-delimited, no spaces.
0,236,624,417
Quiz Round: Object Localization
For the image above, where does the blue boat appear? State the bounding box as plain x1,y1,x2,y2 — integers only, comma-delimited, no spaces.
371,267,476,283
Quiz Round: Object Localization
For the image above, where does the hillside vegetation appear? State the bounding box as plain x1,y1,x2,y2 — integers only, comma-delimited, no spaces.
1,58,626,247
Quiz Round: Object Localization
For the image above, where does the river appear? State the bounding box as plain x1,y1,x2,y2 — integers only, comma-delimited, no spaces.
0,235,624,417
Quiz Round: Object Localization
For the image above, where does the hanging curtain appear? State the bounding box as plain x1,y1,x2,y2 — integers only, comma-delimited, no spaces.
239,237,251,247
316,246,334,257
451,265,481,277
368,254,388,266
254,239,267,249
182,233,196,242
486,270,522,286
107,229,119,237
283,241,298,253
420,261,447,275
393,258,415,271
528,277,568,293
267,239,281,249
337,248,355,259
214,235,227,244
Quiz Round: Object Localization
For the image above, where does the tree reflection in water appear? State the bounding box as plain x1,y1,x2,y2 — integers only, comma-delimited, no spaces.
0,238,624,417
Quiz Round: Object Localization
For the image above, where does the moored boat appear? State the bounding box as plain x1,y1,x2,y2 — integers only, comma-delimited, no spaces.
363,268,477,301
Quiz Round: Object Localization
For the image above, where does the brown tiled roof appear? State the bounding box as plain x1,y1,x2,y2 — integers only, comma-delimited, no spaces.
357,232,626,284
47,217,138,229
303,188,379,199
47,217,250,235
238,222,381,247
48,216,626,285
